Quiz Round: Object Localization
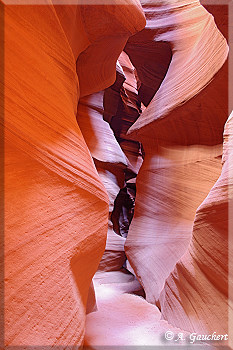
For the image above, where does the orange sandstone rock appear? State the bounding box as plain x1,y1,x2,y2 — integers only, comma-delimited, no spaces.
4,3,145,346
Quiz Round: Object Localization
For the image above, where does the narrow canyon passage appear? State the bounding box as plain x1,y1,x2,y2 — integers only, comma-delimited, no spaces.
81,2,230,347
3,0,232,348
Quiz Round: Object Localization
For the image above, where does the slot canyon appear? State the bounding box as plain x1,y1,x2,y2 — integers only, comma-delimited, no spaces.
2,0,232,348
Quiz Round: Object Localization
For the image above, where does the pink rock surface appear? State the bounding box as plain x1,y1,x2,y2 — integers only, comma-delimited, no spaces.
84,270,190,347
160,113,233,335
77,90,128,271
125,144,223,303
117,52,144,175
103,53,144,178
77,91,128,165
126,0,228,138
124,0,229,340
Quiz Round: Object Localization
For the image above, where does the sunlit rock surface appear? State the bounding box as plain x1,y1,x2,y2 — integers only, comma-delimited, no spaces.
4,3,145,346
84,269,189,347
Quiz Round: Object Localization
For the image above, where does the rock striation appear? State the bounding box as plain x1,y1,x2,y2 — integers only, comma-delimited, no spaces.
77,89,128,272
4,3,145,346
160,112,233,335
3,0,230,347
124,0,229,338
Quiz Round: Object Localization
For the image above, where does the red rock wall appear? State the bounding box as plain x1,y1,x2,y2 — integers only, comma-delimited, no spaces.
4,3,145,346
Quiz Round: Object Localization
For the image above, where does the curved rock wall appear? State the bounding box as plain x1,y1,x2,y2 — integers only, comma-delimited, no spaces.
4,3,145,346
126,0,228,138
125,144,223,303
160,113,232,334
77,90,128,272
124,0,229,337
3,0,230,347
